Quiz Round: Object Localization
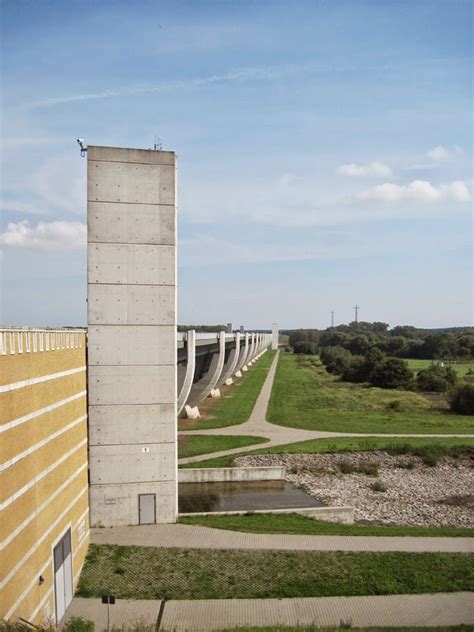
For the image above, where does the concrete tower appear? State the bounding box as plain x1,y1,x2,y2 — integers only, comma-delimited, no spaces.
87,145,177,527
272,323,279,350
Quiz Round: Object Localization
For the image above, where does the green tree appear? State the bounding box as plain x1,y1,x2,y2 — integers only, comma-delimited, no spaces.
369,358,414,390
449,383,474,414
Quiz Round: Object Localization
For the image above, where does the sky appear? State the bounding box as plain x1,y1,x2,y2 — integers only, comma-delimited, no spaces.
0,0,472,330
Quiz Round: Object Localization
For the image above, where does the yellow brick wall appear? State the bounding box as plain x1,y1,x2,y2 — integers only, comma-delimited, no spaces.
1,329,90,625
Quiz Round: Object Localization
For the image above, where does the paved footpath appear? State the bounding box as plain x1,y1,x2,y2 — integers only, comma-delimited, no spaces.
91,523,474,552
178,350,474,465
65,593,474,630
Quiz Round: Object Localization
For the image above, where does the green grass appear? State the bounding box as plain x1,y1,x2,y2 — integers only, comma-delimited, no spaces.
77,544,473,600
178,350,276,431
178,434,268,459
180,435,474,468
179,512,474,537
266,353,474,433
406,358,474,377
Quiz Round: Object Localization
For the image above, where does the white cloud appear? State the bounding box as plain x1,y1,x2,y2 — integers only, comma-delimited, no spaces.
426,145,464,161
336,162,392,177
358,179,471,204
0,220,86,250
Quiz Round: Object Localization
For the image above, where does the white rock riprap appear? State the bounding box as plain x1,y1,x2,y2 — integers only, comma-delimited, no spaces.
234,451,474,528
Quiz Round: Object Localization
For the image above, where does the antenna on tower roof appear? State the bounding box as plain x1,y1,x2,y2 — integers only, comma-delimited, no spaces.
153,134,163,150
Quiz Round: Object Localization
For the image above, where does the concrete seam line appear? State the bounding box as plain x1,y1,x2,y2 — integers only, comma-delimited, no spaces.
0,390,87,432
0,366,86,393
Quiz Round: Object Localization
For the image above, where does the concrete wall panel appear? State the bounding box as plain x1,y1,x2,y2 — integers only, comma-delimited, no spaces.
88,404,176,445
89,480,176,526
88,365,175,405
88,161,175,205
88,325,175,365
88,202,175,245
88,284,175,325
88,244,175,285
89,442,176,484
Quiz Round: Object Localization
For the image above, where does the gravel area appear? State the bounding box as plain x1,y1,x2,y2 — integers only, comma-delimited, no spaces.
235,452,474,528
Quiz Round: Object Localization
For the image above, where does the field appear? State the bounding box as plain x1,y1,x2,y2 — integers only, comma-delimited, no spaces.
178,434,268,459
77,544,472,600
266,353,474,434
178,350,275,431
406,358,474,377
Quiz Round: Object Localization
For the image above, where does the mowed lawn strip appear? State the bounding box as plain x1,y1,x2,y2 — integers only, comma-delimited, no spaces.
180,436,474,468
178,512,474,538
178,434,268,459
77,545,473,600
267,353,474,433
178,350,275,431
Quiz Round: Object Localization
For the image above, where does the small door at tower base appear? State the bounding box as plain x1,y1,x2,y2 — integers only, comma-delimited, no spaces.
139,493,156,524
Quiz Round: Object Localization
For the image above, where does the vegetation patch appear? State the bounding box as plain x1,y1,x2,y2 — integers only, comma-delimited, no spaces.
179,512,474,537
178,434,268,459
178,350,275,431
77,545,473,600
266,353,474,433
181,436,474,469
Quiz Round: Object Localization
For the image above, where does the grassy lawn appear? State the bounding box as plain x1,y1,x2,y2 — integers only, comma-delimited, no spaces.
178,350,275,431
77,545,473,600
406,358,474,377
266,353,474,434
180,435,474,468
179,512,474,538
178,434,268,459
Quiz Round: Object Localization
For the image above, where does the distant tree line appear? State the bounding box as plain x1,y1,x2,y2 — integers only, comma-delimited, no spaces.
287,322,474,360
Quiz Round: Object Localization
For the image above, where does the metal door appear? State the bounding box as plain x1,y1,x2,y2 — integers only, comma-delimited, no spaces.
138,493,156,524
54,529,72,623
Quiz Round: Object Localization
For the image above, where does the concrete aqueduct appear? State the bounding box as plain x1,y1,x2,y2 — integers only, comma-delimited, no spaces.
86,145,278,527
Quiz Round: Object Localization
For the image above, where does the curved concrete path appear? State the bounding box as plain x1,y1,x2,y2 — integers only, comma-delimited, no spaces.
179,350,474,465
91,523,473,552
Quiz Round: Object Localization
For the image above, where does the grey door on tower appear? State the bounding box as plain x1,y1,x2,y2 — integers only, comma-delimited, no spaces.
138,493,156,524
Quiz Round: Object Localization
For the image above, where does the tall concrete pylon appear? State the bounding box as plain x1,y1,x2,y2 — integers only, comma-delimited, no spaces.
272,323,279,350
87,145,177,527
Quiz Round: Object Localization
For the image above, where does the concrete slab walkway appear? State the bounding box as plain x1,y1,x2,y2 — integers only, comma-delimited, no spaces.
91,523,474,552
65,593,474,630
179,350,474,465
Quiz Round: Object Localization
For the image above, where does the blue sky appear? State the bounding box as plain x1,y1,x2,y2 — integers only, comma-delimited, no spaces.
1,0,472,329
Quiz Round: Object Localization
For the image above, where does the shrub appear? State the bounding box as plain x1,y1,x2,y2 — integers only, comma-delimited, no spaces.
369,357,414,390
386,399,402,411
371,480,387,492
320,346,353,375
292,341,318,355
63,618,95,632
338,459,354,474
397,458,416,470
416,364,457,392
449,383,474,414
